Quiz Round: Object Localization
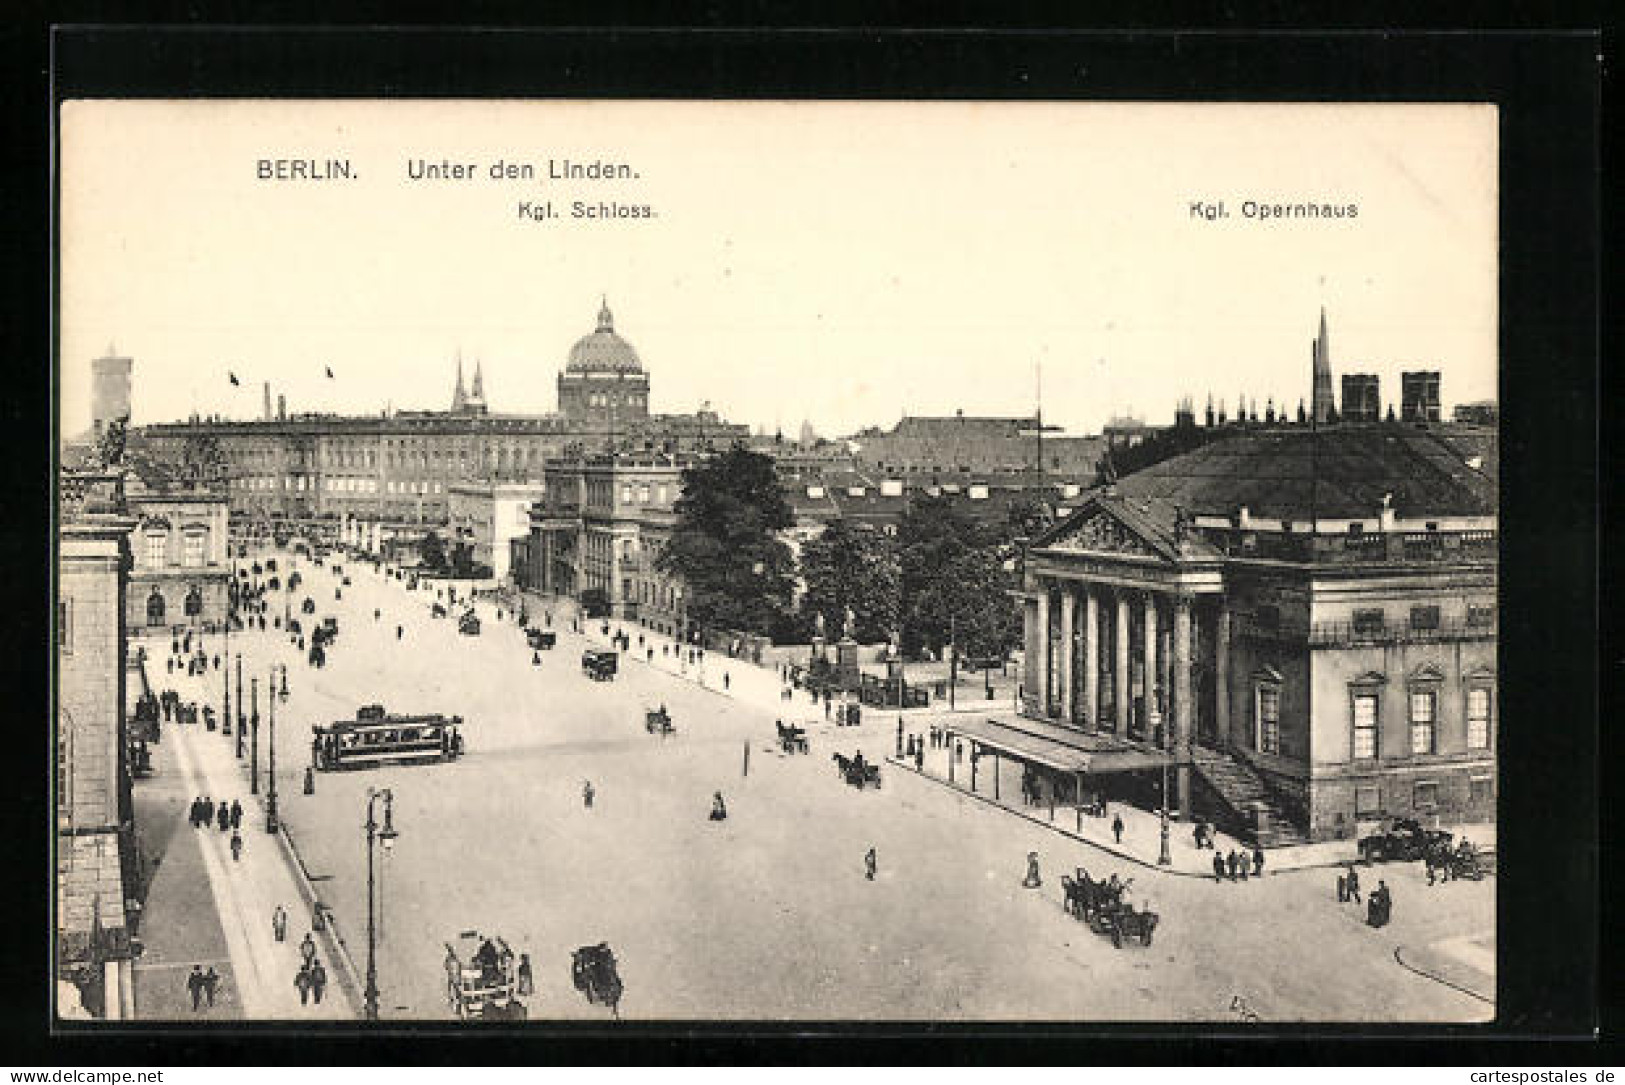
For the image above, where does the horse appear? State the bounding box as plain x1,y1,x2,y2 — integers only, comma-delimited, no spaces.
571,943,623,1019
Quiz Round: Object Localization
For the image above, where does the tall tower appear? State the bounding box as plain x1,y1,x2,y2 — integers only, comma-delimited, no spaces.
1311,307,1334,424
89,345,132,437
452,352,467,412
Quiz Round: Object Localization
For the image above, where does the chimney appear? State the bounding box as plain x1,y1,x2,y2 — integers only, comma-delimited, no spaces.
277,394,287,421
263,382,273,421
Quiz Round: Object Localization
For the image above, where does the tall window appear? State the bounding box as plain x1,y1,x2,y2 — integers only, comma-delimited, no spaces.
1409,690,1436,755
183,529,207,567
1467,687,1492,749
1257,685,1281,754
1352,692,1378,759
145,532,167,568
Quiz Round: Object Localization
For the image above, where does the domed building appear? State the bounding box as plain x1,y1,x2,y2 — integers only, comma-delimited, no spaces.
557,298,651,426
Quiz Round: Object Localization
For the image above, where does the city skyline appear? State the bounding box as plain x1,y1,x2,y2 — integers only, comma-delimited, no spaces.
60,100,1497,439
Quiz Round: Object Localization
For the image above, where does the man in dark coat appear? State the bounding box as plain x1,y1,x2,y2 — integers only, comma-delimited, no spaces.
230,800,243,830
201,796,214,828
230,829,243,862
1345,866,1362,904
295,964,312,1005
202,967,219,1007
309,961,327,1004
217,803,231,832
187,965,205,1010
1226,850,1240,880
1253,847,1266,877
1112,814,1125,845
1214,852,1227,882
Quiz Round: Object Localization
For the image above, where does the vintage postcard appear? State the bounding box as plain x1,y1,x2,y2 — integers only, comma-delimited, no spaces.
55,99,1498,1023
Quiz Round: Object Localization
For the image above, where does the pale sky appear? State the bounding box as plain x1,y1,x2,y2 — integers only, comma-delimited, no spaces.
59,100,1497,438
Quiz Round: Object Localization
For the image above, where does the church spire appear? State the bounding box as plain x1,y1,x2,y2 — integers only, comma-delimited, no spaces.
597,295,614,333
471,358,484,400
1311,306,1335,425
453,350,467,412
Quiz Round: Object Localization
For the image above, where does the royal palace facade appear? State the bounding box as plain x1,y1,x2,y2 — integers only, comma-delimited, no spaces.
136,300,746,530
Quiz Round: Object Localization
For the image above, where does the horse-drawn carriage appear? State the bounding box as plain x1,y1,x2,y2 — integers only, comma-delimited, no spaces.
527,628,557,651
1431,840,1496,882
1061,869,1159,948
832,752,881,789
775,721,809,754
582,649,618,681
444,931,526,1020
645,705,675,736
431,602,448,619
458,610,481,635
571,943,623,1018
1358,817,1453,864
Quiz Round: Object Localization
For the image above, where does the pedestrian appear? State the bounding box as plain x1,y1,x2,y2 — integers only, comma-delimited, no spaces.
1214,851,1227,882
1226,850,1240,880
583,780,595,809
1112,813,1125,845
188,796,200,828
1252,846,1266,877
723,672,731,690
1345,866,1362,904
218,804,231,833
230,800,243,830
202,796,215,827
272,905,288,942
187,964,205,1011
533,651,541,666
864,846,878,881
203,967,219,1008
915,745,924,772
309,961,327,1004
396,625,403,640
166,657,174,674
294,964,311,1005
709,791,728,821
230,829,243,862
299,931,317,968
517,953,534,996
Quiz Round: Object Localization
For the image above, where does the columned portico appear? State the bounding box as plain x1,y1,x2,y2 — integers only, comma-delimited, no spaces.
1142,592,1159,743
1058,589,1075,724
1082,589,1099,731
1034,586,1051,717
1113,593,1130,734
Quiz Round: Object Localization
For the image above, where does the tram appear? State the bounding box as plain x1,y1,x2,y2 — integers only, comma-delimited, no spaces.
311,705,466,771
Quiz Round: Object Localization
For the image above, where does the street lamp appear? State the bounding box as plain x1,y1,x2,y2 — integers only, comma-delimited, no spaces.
235,654,245,759
249,678,260,795
223,553,234,740
265,665,282,833
363,787,399,1021
1158,760,1172,866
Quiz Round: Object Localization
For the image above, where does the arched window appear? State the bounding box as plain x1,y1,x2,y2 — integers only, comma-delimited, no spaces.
146,588,167,627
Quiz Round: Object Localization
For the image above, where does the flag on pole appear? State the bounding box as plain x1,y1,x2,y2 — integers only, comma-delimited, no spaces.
228,372,240,386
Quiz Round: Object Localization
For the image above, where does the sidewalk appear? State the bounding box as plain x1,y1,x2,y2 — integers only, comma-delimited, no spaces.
138,641,356,1020
888,733,1369,877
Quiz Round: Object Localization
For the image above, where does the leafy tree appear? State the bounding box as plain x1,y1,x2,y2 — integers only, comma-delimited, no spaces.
798,519,900,643
656,447,796,637
419,530,447,571
898,494,1020,660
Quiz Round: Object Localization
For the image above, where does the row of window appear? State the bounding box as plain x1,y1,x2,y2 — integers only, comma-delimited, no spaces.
1355,776,1493,817
1251,681,1493,758
144,528,210,569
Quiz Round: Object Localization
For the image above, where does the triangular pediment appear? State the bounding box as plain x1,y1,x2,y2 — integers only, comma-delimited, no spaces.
1409,662,1447,683
1348,670,1389,687
1035,500,1170,562
1462,664,1496,682
1252,664,1284,684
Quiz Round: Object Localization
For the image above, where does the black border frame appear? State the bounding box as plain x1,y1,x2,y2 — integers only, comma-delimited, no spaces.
5,21,1604,1065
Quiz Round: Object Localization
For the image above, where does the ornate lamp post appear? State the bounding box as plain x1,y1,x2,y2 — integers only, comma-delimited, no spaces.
223,557,234,741
235,655,245,760
265,665,282,833
249,678,260,795
1158,760,1172,866
362,787,399,1021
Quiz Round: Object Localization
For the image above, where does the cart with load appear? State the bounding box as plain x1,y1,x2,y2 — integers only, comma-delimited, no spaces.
444,931,526,1020
458,610,481,635
582,649,618,681
645,705,675,736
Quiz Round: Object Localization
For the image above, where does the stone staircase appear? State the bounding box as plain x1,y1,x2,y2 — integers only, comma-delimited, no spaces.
1190,748,1307,847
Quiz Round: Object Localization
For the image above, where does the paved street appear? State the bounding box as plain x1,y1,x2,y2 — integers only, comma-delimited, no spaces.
157,545,1493,1022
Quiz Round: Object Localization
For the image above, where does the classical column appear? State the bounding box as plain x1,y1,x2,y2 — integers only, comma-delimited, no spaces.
1082,588,1099,731
1058,588,1076,725
1022,596,1040,705
1142,592,1159,744
1173,594,1194,819
1114,592,1130,734
1213,603,1231,750
1034,585,1051,717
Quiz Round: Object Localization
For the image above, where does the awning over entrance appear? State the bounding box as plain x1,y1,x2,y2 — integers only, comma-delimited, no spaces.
947,714,1174,775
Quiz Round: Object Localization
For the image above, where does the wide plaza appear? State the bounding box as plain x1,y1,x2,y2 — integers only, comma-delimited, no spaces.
145,544,1494,1022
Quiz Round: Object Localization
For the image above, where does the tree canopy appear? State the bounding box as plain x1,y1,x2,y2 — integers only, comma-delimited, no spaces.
798,519,901,644
897,494,1021,660
657,447,796,636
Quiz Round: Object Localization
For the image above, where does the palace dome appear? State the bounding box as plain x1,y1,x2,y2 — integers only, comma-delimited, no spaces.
566,299,643,374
